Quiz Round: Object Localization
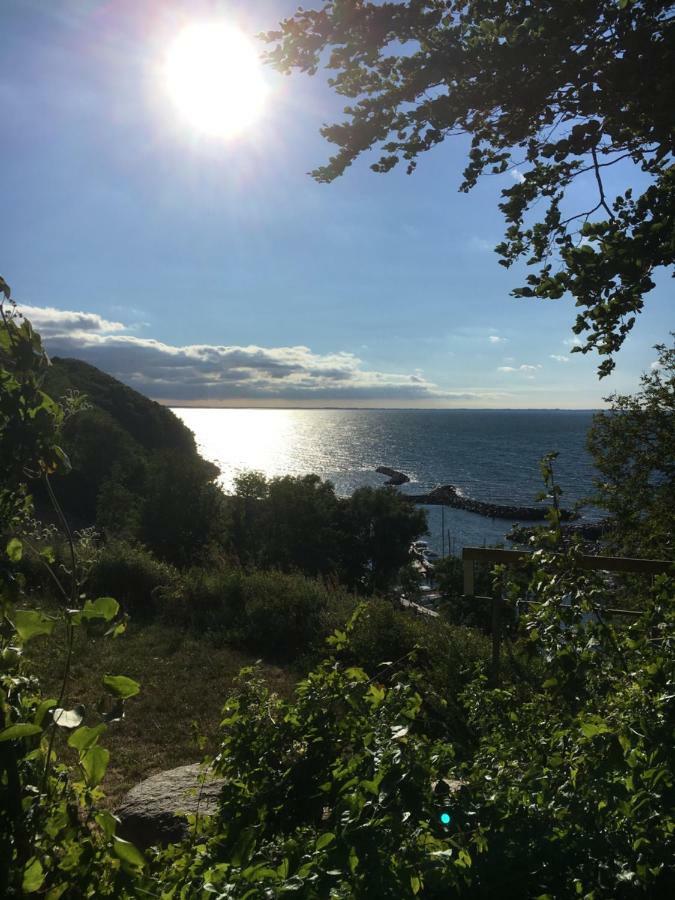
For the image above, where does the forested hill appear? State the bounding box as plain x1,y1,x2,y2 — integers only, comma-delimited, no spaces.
39,357,221,559
44,357,200,457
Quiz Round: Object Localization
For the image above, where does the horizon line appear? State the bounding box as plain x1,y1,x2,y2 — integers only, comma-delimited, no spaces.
161,403,603,412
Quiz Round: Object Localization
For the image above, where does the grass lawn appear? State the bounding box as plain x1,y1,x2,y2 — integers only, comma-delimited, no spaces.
27,621,296,807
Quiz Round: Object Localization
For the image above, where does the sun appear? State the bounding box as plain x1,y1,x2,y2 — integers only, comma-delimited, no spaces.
163,22,268,139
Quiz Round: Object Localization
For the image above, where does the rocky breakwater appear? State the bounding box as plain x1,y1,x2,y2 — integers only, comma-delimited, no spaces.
404,484,576,521
376,466,411,486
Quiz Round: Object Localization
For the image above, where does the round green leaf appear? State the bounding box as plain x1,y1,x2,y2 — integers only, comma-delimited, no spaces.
82,597,120,622
103,674,140,700
68,723,106,752
14,609,54,643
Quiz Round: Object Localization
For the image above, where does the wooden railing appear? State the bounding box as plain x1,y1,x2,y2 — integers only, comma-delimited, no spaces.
461,547,673,684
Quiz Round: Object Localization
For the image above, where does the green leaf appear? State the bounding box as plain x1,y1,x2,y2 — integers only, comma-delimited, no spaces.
316,832,335,851
367,684,386,707
348,846,359,874
6,537,23,562
95,810,119,840
411,875,421,895
40,546,56,564
580,719,611,738
106,619,127,639
276,858,290,879
22,858,44,893
34,698,57,726
68,723,106,752
81,744,110,787
0,723,42,742
82,597,120,622
14,609,54,642
231,828,256,867
113,837,145,869
103,674,140,700
53,705,85,729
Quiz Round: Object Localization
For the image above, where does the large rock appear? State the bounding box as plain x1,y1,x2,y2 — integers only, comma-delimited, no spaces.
116,763,224,848
376,466,410,486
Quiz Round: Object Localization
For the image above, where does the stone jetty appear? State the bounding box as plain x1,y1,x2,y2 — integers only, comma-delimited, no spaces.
402,483,576,521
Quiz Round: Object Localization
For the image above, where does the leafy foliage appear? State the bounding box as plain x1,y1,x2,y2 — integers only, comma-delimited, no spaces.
588,338,675,557
229,471,427,591
265,0,675,374
1,278,143,896
155,655,468,898
150,552,674,897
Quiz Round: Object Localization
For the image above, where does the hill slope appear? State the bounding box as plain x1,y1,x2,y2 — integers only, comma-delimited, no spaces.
39,357,223,563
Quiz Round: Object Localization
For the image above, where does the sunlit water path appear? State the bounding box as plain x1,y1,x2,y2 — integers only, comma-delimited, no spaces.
173,408,599,553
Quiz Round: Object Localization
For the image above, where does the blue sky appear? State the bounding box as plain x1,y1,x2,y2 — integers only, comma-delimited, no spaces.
2,0,671,407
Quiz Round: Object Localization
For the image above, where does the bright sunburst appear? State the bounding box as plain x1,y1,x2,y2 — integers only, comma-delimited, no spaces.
163,22,267,139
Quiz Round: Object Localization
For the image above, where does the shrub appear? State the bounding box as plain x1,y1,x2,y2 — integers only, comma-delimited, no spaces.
87,541,178,619
342,600,491,745
165,567,356,662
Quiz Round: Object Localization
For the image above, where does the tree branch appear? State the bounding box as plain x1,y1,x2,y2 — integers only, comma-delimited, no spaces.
591,146,616,221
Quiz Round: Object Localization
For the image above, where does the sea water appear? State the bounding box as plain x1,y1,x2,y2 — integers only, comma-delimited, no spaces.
172,408,600,553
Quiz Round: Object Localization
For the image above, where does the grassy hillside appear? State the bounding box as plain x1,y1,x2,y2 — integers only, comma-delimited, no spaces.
27,620,296,807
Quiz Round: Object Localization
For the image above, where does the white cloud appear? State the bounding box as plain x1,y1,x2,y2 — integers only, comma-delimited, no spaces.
563,336,584,348
550,354,570,363
20,305,126,336
489,335,507,344
19,303,463,403
650,360,664,371
497,363,542,375
511,168,526,184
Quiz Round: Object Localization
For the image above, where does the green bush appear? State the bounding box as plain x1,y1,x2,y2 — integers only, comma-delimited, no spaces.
239,571,340,660
87,541,178,619
165,567,355,662
162,566,245,631
342,600,491,745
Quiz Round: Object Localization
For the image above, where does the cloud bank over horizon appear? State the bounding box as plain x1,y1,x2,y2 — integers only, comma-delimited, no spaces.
21,303,496,405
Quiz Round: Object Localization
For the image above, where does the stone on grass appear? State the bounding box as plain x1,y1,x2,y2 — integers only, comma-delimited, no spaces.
116,763,224,848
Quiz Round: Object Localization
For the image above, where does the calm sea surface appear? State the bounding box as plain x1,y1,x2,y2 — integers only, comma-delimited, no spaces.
172,408,600,553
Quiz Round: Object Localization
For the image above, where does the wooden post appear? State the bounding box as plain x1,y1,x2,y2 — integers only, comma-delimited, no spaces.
463,558,475,596
491,594,502,687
